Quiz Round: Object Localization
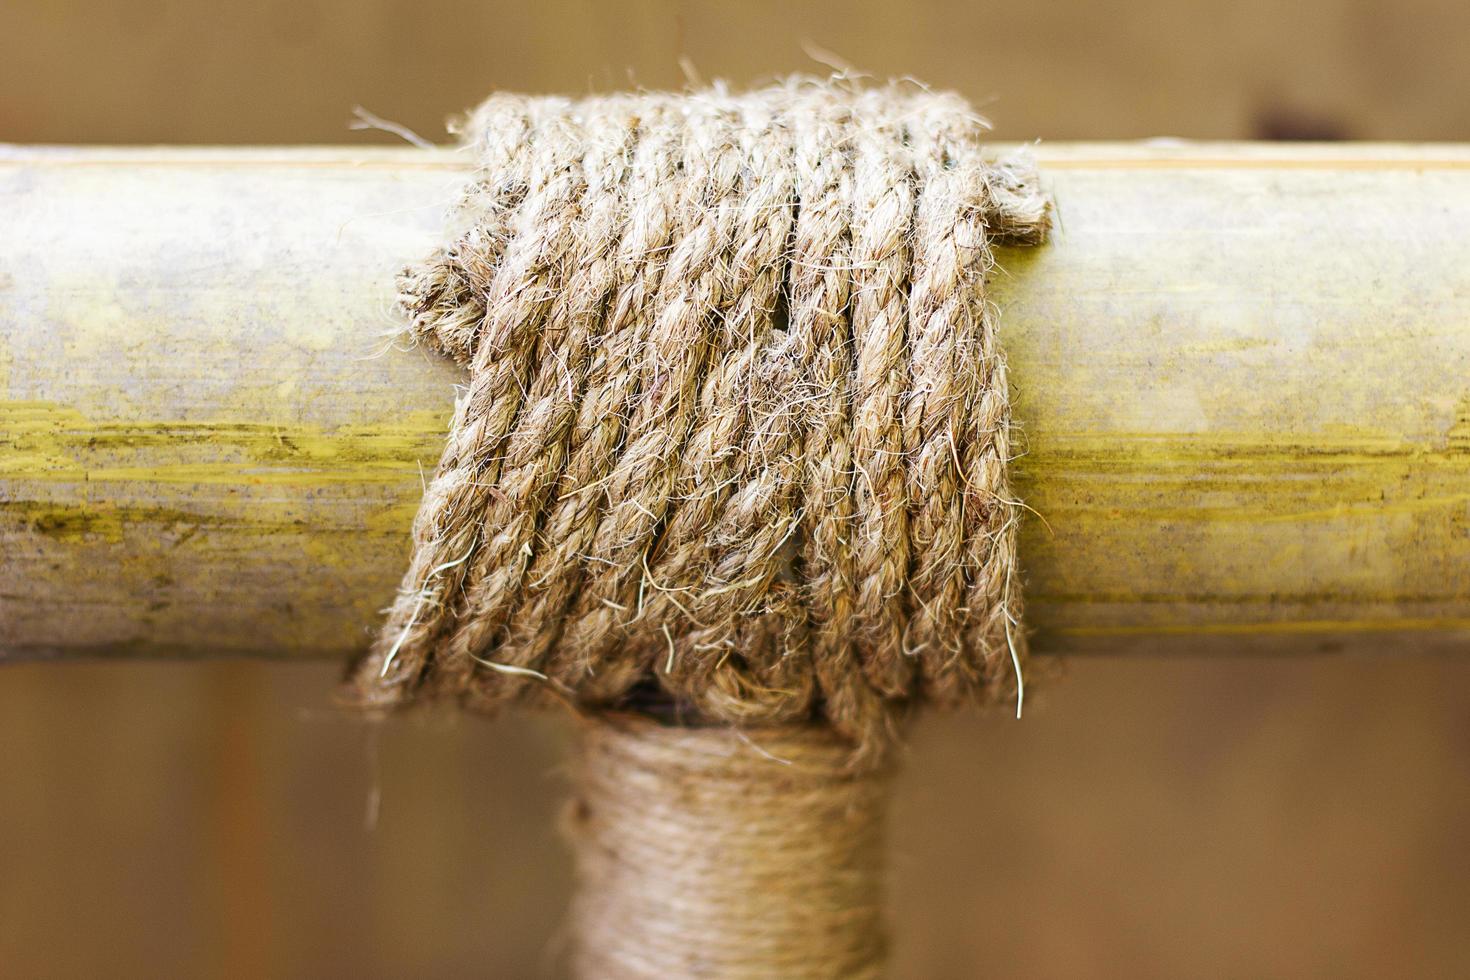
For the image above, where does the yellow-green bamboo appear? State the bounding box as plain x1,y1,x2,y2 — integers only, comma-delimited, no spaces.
2,143,1468,661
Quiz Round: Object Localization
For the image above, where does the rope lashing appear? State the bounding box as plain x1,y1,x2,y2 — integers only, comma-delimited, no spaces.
347,80,1048,760
570,718,890,979
345,77,1048,979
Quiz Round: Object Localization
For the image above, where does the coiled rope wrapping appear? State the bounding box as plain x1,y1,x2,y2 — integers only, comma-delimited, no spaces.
570,718,889,980
346,79,1049,761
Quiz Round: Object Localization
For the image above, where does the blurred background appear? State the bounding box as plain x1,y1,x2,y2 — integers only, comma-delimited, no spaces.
3,1,1469,977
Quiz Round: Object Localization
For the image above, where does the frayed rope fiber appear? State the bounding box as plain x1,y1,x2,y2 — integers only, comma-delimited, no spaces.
346,78,1049,761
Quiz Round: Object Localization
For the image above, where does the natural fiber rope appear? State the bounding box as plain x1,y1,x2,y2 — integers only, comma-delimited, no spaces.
568,717,890,980
345,77,1049,762
341,77,1049,980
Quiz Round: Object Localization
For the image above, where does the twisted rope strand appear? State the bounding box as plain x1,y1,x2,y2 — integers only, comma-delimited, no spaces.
550,98,750,702
469,99,689,703
440,99,641,693
847,95,918,699
360,100,574,700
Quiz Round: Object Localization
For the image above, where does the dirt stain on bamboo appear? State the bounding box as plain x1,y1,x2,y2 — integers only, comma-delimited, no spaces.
2,400,445,544
8,401,1470,533
1,400,448,484
4,400,1469,649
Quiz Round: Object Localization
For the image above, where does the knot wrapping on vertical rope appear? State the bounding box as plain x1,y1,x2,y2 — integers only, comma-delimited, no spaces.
569,717,891,980
345,77,1049,760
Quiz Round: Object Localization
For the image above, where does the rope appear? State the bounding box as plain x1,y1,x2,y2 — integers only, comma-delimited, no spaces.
340,77,1048,980
345,78,1048,760
568,716,890,979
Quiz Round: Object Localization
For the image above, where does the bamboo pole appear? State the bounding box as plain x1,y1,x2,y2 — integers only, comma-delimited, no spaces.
2,143,1469,662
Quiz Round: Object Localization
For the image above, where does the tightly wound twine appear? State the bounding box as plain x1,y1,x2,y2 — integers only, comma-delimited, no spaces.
344,77,1050,765
571,718,889,979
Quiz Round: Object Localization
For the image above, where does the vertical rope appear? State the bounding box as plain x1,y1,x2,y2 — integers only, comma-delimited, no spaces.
569,717,890,979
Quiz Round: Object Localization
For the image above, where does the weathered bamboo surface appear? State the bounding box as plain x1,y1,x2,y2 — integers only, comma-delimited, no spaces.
2,143,1468,661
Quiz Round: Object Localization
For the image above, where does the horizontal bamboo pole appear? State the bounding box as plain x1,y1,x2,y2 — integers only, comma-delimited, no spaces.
2,143,1469,662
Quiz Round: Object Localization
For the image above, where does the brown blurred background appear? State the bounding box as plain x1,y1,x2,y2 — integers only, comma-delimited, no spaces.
3,2,1469,977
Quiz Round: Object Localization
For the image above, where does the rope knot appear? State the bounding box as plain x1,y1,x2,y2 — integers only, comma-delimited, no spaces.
347,78,1050,761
